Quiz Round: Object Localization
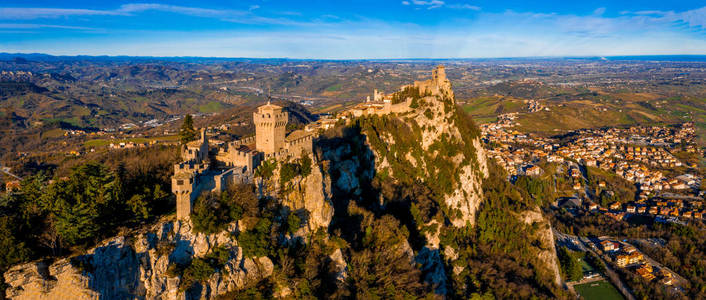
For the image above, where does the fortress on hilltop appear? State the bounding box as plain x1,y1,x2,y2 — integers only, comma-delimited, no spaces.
172,101,314,220
347,65,451,117
172,66,450,220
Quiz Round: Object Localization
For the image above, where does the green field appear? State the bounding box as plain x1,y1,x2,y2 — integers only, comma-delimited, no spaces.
574,280,623,300
84,135,179,147
325,83,343,91
198,101,224,113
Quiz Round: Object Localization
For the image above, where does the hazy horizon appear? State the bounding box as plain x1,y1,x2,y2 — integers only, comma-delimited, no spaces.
3,52,706,62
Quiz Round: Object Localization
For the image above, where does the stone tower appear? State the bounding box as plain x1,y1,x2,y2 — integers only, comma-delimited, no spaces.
254,102,288,154
432,65,447,85
172,172,195,220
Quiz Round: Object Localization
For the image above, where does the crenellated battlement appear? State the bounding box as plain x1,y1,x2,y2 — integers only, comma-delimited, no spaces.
173,102,316,220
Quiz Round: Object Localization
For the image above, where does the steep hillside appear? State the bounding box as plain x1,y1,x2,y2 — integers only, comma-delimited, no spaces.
305,69,562,297
3,67,563,299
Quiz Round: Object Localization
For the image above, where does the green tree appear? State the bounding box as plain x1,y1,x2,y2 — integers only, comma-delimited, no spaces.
179,114,197,145
299,155,312,177
54,201,99,246
0,216,31,269
287,212,301,235
238,218,273,258
127,192,150,222
43,163,122,246
557,247,583,282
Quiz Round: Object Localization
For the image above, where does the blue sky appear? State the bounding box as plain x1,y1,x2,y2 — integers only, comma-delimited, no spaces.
0,1,705,58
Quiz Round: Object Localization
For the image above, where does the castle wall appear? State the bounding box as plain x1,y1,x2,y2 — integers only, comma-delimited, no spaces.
182,129,209,163
285,135,314,157
390,98,413,113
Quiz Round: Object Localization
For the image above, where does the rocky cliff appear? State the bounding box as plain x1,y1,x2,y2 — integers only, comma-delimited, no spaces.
305,70,491,294
520,208,562,287
4,220,275,300
354,73,488,229
264,153,334,234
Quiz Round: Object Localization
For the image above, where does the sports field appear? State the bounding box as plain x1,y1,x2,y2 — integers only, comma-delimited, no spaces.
574,280,623,300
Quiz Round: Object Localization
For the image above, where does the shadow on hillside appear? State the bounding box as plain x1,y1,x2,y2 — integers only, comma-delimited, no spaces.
314,123,438,290
71,222,200,299
70,241,143,299
314,124,377,243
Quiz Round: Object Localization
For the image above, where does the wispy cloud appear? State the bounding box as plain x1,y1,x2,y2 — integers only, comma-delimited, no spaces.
402,1,479,10
623,7,706,29
593,7,606,16
0,3,247,20
0,23,95,30
0,3,355,28
402,1,445,10
117,3,234,17
447,4,480,11
0,8,123,19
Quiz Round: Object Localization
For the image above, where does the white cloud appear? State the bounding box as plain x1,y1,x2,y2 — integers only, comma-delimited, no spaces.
403,1,480,11
408,0,445,10
447,4,481,11
624,7,706,29
116,3,236,17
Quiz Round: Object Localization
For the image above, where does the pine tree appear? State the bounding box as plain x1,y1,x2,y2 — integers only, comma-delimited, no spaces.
179,114,197,145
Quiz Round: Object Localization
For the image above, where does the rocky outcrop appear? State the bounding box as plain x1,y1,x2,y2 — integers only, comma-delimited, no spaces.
328,249,347,282
520,208,562,286
4,220,273,300
259,154,334,234
282,156,334,232
366,70,487,227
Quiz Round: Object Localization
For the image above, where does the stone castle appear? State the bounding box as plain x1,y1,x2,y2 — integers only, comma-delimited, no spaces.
172,102,314,219
347,65,450,117
172,66,449,219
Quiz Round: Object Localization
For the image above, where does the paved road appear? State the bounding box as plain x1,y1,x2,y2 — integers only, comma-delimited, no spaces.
0,165,22,180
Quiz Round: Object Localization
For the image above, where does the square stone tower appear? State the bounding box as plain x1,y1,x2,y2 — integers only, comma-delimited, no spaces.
432,65,446,85
254,102,288,154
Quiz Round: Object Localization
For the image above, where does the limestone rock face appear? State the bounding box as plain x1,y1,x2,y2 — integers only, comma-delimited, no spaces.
367,79,487,228
329,249,348,282
521,208,562,286
4,220,273,300
272,155,334,232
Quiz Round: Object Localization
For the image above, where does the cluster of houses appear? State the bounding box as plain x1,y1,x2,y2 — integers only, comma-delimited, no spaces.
108,141,151,150
526,99,548,112
480,122,555,177
556,134,697,198
482,121,699,195
598,239,674,286
580,195,706,223
481,116,706,226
